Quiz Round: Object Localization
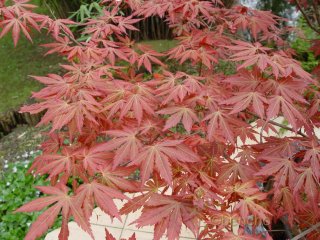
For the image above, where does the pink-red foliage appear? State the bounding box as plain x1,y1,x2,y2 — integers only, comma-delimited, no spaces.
1,0,320,239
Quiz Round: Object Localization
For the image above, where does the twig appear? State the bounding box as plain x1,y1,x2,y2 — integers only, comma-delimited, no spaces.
293,0,320,34
260,120,267,143
42,1,81,46
268,120,307,138
311,0,320,27
312,1,320,25
42,0,57,19
245,111,308,138
291,222,320,240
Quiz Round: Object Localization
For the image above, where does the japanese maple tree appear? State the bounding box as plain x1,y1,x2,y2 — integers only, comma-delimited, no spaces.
1,0,320,239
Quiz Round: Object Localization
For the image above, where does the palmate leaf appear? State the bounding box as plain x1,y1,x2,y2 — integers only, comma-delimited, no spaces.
46,19,76,40
217,159,257,184
134,0,174,18
266,95,306,131
130,140,200,185
173,47,218,68
256,157,298,189
272,79,309,104
76,145,114,173
232,6,278,40
301,140,320,179
15,185,92,240
151,71,195,104
234,193,272,222
75,181,128,221
96,128,142,168
227,41,270,57
157,84,191,105
203,110,244,144
103,82,156,124
98,162,138,192
34,149,73,179
84,9,140,39
226,40,311,80
117,15,141,33
100,40,129,65
41,36,72,56
121,93,155,123
135,195,199,240
252,136,298,158
120,175,166,215
137,44,166,73
178,0,218,19
30,74,73,99
221,92,268,119
157,106,199,133
0,15,33,46
294,167,319,203
233,181,272,222
21,98,101,133
272,187,295,224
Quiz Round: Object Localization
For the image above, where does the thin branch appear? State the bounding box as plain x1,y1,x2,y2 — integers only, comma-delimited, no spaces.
42,0,57,19
260,120,267,143
268,120,307,138
311,0,320,27
294,0,320,34
42,1,81,46
40,26,81,46
245,111,308,138
291,222,320,240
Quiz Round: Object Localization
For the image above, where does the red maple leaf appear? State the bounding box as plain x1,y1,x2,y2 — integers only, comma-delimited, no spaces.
15,185,92,240
232,181,272,222
256,157,298,189
97,128,142,168
75,181,128,220
221,92,268,119
135,194,200,240
294,167,319,203
130,140,200,184
157,106,199,133
137,44,166,73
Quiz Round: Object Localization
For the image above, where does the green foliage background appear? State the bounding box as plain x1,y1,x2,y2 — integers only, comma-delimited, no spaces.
0,157,62,240
291,18,320,72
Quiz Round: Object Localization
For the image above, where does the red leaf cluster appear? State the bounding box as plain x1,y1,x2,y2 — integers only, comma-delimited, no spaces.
1,0,320,239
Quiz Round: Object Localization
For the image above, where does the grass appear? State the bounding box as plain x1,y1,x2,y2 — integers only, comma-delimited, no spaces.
140,39,177,52
0,0,62,113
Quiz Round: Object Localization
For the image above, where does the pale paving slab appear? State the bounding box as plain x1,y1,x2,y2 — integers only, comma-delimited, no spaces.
45,221,122,240
121,229,196,240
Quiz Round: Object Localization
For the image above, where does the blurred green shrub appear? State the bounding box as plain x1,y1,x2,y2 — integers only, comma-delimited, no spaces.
0,155,61,240
291,17,319,72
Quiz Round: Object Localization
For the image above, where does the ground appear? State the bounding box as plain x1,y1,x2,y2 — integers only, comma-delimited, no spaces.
0,125,46,168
